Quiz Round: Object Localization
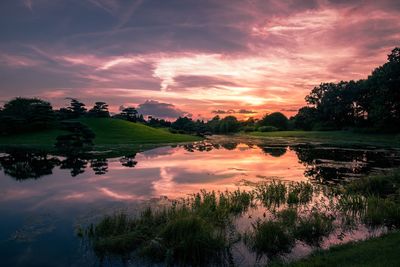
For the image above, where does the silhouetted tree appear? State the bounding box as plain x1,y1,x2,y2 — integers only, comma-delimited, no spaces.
88,102,110,118
119,107,138,122
259,112,288,130
0,97,54,134
291,107,318,130
293,47,400,132
218,116,240,133
67,98,86,118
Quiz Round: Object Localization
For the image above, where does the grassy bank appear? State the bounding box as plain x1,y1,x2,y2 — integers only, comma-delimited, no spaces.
0,118,201,149
274,231,400,267
247,131,400,147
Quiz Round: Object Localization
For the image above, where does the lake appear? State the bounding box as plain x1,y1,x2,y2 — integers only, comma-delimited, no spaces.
1,137,400,266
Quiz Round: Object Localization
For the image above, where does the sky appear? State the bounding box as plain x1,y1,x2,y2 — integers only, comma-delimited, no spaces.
0,0,399,120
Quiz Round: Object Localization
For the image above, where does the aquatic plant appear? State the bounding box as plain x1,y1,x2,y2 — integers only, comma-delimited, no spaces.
160,215,226,266
245,220,295,259
345,170,400,198
84,189,254,265
293,210,335,247
255,181,287,208
275,208,298,227
82,171,400,266
363,197,400,228
287,182,314,205
337,193,367,215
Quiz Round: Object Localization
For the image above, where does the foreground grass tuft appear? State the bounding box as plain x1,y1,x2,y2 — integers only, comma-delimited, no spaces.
245,220,295,258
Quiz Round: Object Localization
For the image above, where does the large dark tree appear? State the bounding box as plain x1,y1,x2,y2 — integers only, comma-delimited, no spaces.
259,112,288,130
0,97,55,134
294,47,400,132
291,107,318,131
218,116,240,133
363,47,400,131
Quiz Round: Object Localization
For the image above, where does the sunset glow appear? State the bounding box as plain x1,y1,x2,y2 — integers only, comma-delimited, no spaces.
1,0,399,119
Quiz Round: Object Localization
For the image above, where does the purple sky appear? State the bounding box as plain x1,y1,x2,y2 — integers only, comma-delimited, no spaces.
0,0,399,119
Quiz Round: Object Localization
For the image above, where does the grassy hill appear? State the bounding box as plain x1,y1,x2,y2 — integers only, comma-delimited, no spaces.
0,118,201,147
78,118,200,144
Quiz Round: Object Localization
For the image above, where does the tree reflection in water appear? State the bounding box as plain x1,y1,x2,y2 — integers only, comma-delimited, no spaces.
1,143,400,183
258,145,287,157
59,156,88,177
0,150,59,180
90,158,108,175
0,150,132,179
291,145,400,184
120,154,137,168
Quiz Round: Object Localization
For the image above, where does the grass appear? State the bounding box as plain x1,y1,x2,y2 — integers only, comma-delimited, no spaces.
272,231,400,267
0,129,67,146
245,220,295,258
0,118,201,151
78,118,201,145
344,170,400,198
293,211,335,247
247,130,400,147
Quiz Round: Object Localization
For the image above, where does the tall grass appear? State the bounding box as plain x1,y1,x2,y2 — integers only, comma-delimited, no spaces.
82,172,400,265
245,220,295,259
293,210,335,247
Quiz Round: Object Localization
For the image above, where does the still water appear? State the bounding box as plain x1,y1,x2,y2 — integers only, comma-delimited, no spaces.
1,138,400,266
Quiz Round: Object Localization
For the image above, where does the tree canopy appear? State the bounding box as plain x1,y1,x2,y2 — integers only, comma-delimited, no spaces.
0,97,55,134
292,47,400,132
259,112,288,130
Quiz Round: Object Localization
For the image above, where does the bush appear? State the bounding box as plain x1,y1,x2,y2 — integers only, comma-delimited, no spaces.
258,126,279,132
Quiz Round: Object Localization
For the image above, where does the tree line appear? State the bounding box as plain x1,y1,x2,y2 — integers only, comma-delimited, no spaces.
291,47,400,132
0,96,290,136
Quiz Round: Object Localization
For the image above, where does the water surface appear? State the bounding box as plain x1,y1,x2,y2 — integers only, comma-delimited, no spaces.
1,139,400,266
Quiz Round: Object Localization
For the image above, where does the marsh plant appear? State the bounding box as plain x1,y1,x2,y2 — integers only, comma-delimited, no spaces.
81,171,400,266
82,189,253,266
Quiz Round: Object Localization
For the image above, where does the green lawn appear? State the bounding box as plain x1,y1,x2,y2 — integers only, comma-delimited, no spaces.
273,231,400,267
0,118,200,148
247,131,400,147
78,118,200,144
0,129,67,147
